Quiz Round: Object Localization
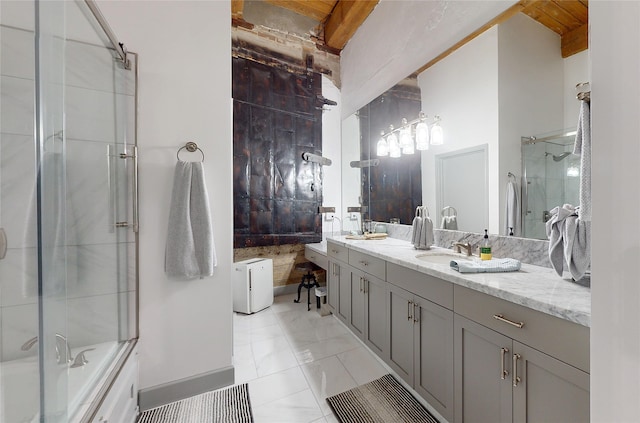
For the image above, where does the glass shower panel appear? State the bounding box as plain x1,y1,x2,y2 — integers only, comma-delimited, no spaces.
0,1,41,422
62,1,136,420
0,1,136,421
521,130,580,240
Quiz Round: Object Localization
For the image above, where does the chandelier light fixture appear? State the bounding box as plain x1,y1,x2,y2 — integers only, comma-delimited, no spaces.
376,112,444,157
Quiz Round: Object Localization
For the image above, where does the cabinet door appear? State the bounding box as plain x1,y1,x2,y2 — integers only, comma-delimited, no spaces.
513,341,589,423
364,274,387,358
414,297,454,422
327,261,339,311
454,315,512,423
350,271,365,337
387,285,415,384
336,262,350,323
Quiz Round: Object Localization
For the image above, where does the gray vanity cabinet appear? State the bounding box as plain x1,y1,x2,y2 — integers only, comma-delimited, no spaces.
454,286,590,423
327,261,339,311
387,284,454,422
512,341,589,423
348,250,388,357
327,242,350,322
351,269,387,357
454,314,513,423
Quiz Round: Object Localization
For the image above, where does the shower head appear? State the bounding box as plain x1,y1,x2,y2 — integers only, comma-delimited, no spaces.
546,152,572,162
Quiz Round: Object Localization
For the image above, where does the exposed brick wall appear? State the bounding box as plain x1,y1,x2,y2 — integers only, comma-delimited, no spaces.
233,244,325,287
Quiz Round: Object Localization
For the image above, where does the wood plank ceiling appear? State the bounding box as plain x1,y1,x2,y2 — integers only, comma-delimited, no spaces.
231,0,379,52
521,0,588,58
232,0,587,60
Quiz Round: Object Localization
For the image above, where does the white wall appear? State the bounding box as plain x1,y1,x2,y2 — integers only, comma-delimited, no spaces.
418,27,500,232
340,0,517,118
497,13,564,234
590,2,640,421
563,50,590,129
98,1,233,391
340,113,361,233
321,76,342,236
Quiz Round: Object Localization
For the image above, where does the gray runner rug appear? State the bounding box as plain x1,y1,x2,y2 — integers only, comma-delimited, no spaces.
137,384,253,423
326,374,439,423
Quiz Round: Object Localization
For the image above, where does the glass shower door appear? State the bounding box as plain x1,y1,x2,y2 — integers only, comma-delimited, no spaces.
60,1,137,420
0,1,42,422
0,1,137,422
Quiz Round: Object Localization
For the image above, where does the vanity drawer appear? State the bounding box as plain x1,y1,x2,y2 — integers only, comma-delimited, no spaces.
454,285,589,372
387,262,453,310
327,242,349,263
349,250,386,280
305,246,327,270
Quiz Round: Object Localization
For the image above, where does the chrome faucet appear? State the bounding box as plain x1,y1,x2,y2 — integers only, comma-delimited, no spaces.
21,334,73,365
452,242,473,256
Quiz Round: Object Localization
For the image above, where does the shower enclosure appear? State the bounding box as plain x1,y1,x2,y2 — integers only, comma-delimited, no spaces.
0,1,138,422
521,129,580,239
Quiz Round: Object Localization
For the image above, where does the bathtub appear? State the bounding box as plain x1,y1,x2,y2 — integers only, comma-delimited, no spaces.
0,341,123,423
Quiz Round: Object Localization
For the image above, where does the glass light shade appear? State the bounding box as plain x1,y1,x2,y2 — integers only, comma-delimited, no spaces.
415,121,429,150
376,131,388,156
399,119,412,149
402,141,415,155
430,119,443,145
388,133,401,158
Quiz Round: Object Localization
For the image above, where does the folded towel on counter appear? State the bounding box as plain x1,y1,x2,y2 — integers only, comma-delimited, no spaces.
165,161,217,279
450,258,521,274
440,215,458,230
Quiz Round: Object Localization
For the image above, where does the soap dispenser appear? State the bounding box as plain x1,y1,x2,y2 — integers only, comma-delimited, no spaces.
481,229,492,261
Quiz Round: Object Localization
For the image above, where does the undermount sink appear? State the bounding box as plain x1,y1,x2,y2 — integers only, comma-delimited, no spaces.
415,250,473,265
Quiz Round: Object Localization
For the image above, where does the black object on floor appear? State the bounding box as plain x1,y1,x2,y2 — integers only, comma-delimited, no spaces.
293,262,320,311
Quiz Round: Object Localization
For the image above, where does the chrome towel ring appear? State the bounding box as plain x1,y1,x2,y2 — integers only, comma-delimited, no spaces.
177,141,205,162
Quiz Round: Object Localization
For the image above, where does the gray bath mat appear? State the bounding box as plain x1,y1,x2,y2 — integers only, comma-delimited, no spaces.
137,383,253,423
326,374,439,423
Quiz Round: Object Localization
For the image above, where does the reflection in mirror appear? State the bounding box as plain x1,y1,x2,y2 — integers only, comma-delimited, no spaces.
341,12,589,239
436,145,488,232
342,79,422,228
521,129,580,240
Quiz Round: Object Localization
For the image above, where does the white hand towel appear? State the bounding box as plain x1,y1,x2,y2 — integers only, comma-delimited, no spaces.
563,215,591,281
574,101,591,222
504,180,521,236
450,258,521,274
165,161,217,279
545,204,590,279
411,207,422,246
545,205,572,276
419,214,434,249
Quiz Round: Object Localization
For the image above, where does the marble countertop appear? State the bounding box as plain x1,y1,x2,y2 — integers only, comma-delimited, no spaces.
320,236,590,327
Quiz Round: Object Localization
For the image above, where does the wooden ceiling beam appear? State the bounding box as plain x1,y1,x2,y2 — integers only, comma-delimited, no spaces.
415,1,532,75
232,0,244,19
324,0,378,50
265,0,337,22
561,23,588,57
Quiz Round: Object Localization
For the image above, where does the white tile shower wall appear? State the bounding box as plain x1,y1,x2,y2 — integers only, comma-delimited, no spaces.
0,134,36,249
0,27,35,79
0,76,34,136
0,23,137,357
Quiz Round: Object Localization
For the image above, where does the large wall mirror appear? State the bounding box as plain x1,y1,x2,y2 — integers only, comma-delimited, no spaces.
341,12,589,239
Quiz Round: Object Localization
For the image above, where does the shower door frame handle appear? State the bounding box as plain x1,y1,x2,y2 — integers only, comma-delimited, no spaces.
107,144,139,233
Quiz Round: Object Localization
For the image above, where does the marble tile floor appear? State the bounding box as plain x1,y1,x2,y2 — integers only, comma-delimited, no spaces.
233,293,389,423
